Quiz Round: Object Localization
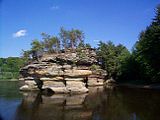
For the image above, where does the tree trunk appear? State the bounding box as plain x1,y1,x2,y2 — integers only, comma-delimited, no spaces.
71,40,74,51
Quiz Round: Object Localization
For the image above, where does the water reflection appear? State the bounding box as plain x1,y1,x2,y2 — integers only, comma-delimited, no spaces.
15,92,90,120
1,82,160,120
14,86,160,120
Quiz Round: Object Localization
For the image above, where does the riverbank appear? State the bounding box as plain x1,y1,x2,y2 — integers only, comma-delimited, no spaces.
118,83,160,90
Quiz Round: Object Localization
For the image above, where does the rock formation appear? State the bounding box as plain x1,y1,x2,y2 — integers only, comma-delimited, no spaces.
19,48,107,93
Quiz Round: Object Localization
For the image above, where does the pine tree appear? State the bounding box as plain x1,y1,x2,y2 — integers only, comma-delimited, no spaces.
133,4,160,82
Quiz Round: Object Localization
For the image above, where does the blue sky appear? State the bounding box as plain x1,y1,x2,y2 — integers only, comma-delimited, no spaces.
0,0,159,58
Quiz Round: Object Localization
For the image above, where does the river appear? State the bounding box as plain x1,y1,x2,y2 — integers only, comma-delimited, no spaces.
0,81,160,120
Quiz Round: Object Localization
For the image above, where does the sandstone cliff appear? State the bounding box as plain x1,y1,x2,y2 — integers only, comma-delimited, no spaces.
19,48,107,93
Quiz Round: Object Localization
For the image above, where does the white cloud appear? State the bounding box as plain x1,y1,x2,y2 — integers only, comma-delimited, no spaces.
50,5,59,10
13,29,27,38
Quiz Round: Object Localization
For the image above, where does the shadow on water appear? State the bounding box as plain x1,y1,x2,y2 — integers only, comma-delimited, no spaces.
1,82,160,120
0,115,3,120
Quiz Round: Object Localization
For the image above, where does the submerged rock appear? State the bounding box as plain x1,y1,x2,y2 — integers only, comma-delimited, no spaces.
20,84,39,91
105,78,116,84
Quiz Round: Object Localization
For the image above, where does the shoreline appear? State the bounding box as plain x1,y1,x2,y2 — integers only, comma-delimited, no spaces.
118,83,160,90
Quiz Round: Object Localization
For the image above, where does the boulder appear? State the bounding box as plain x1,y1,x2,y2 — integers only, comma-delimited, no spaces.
20,80,39,91
20,85,30,91
20,85,39,91
105,78,116,84
25,80,37,86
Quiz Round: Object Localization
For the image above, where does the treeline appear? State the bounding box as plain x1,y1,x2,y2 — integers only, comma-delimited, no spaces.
97,41,130,81
131,5,160,83
0,57,25,80
97,5,160,83
22,27,91,61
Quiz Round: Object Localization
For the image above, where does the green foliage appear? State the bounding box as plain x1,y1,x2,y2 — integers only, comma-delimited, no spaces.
85,43,91,48
77,43,91,49
132,5,160,82
30,39,44,60
79,52,87,59
21,50,32,62
59,27,85,50
69,29,84,50
90,64,100,71
77,42,85,48
41,33,60,53
97,41,130,80
23,27,85,57
0,57,25,80
76,47,88,59
31,39,44,52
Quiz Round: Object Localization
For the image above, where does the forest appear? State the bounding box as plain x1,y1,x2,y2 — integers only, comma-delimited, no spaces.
0,5,160,84
0,57,25,80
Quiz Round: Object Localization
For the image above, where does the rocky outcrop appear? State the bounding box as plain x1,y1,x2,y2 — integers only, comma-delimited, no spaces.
19,48,107,93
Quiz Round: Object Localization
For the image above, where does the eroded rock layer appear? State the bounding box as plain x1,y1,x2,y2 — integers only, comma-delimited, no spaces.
19,48,107,93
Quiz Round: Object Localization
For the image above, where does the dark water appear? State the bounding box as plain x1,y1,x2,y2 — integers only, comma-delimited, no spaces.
0,82,160,120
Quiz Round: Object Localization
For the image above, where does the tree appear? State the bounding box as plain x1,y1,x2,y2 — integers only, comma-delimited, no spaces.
97,41,130,80
68,29,84,50
0,57,25,79
41,33,52,52
152,5,160,26
59,27,69,51
133,4,160,82
41,33,60,53
85,43,91,48
30,39,44,60
50,36,60,53
21,50,32,62
31,39,44,52
69,29,77,50
75,29,84,46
